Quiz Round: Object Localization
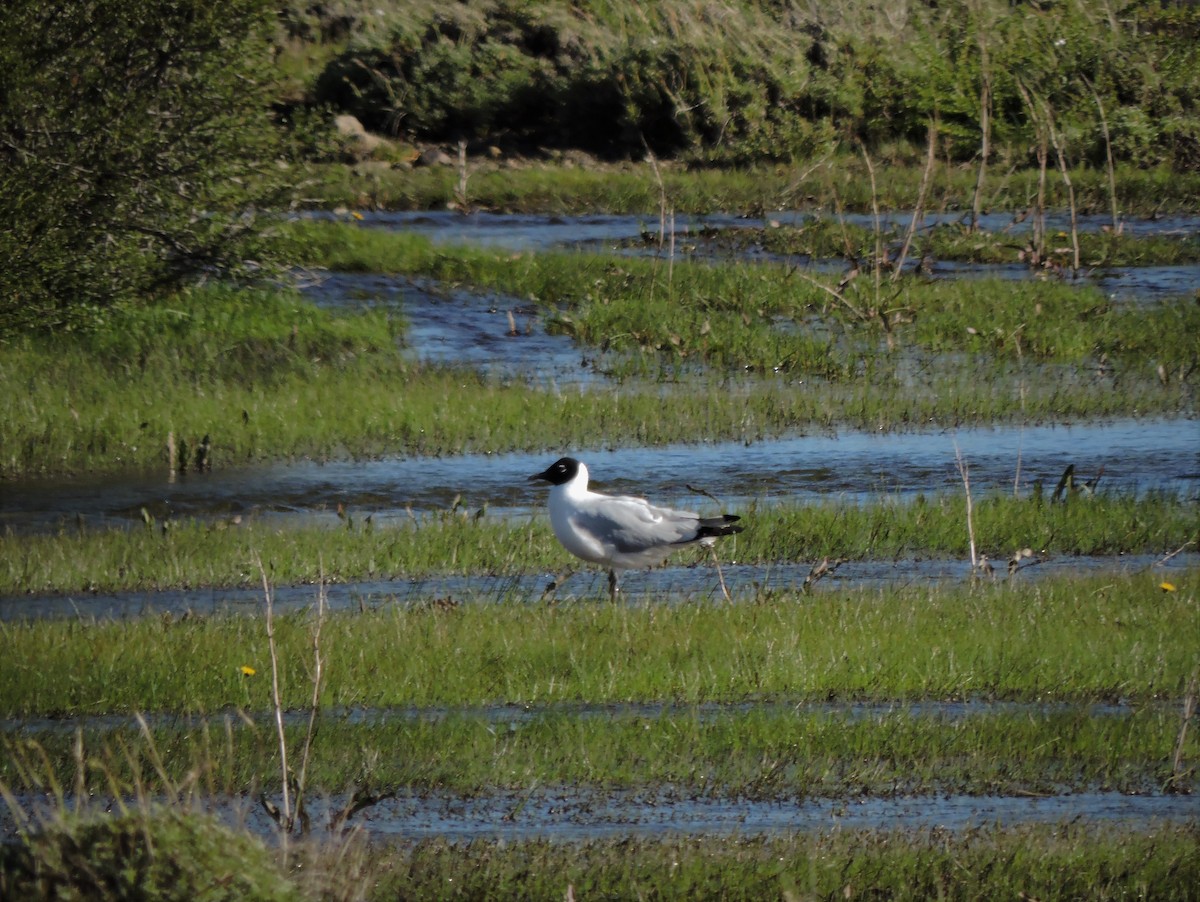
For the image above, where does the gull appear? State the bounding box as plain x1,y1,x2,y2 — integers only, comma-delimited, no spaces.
529,456,744,601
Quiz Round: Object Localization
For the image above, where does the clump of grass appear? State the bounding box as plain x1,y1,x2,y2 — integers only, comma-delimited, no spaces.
714,220,1200,267
0,807,294,902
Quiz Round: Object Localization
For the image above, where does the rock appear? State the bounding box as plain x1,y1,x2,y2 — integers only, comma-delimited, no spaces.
416,147,454,167
334,114,383,159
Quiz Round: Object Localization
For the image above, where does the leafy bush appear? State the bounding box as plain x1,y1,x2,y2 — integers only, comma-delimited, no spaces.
308,0,1199,169
0,0,289,336
0,808,296,901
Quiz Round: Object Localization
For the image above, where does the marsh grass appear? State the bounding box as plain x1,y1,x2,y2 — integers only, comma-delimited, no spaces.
3,561,1197,898
380,826,1200,901
2,222,1194,479
291,220,1200,376
4,792,1196,900
2,491,1194,595
708,219,1200,267
3,702,1193,799
3,571,1195,716
300,158,1200,218
5,336,1187,479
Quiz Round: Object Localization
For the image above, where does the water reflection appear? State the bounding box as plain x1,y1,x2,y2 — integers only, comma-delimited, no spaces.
3,419,1196,535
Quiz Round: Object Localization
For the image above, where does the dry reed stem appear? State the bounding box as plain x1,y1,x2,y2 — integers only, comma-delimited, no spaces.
954,441,978,571
256,553,291,843
892,118,938,283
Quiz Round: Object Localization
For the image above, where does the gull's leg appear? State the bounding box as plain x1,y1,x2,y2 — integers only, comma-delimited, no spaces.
607,569,619,603
710,546,732,602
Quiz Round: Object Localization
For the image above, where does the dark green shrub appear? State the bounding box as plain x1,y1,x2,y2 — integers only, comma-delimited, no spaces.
0,808,296,901
0,0,289,336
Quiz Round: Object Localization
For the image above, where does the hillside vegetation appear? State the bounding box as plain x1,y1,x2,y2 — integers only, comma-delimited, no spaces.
285,0,1200,168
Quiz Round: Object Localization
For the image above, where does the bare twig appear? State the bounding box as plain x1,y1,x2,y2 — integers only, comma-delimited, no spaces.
859,143,884,306
1040,96,1082,276
954,441,978,571
1154,540,1196,567
1168,669,1198,793
1083,75,1120,233
893,118,938,282
255,553,291,841
970,30,992,234
292,558,328,835
1015,78,1049,268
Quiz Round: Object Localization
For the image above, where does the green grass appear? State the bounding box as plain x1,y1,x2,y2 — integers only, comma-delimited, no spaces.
4,702,1192,798
3,809,1196,901
2,491,1194,595
299,156,1200,218
706,218,1200,267
374,826,1200,901
291,220,1200,374
3,571,1194,716
2,221,1195,479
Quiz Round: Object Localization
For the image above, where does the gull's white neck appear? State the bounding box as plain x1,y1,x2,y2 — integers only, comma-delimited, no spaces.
554,462,592,500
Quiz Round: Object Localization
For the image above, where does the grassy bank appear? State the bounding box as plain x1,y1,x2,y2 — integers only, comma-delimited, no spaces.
5,220,1194,479
303,157,1200,218
2,491,1195,595
3,812,1196,901
4,567,1196,896
3,571,1194,715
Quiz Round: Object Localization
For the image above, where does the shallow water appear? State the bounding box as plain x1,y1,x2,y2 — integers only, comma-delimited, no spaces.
3,418,1195,536
3,553,1193,622
317,209,1200,250
297,272,590,383
7,787,1195,843
278,788,1200,841
312,209,1200,307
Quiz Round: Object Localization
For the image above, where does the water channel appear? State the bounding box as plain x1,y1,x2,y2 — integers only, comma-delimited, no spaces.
3,209,1197,841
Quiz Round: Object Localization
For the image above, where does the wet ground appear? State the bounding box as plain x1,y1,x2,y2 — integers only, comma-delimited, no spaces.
318,208,1200,304
4,210,1198,841
2,552,1195,622
7,695,1195,840
3,418,1196,536
7,786,1196,843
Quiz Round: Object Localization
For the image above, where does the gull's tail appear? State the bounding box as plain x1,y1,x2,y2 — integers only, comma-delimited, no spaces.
694,514,743,540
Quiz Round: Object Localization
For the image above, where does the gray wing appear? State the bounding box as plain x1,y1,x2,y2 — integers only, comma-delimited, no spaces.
572,496,702,554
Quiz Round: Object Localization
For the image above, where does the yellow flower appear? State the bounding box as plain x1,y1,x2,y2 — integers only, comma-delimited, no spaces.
1159,582,1176,593
351,211,364,221
240,665,257,676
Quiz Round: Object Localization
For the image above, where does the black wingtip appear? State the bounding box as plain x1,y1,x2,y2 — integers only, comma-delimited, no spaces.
696,514,744,538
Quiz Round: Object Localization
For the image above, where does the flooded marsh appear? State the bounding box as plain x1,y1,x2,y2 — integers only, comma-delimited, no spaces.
3,205,1198,859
